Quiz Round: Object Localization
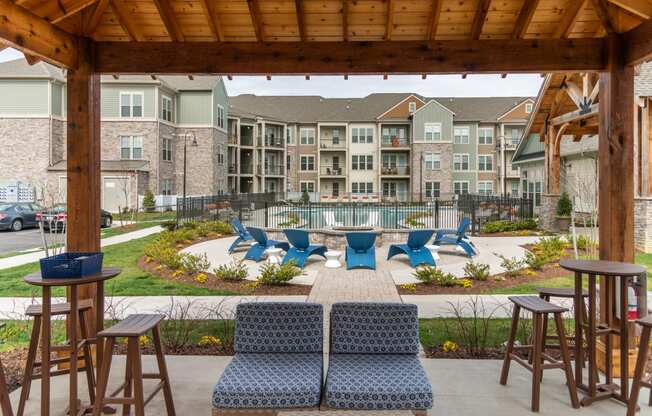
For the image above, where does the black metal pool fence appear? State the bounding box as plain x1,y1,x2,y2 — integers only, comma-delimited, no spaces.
177,193,534,235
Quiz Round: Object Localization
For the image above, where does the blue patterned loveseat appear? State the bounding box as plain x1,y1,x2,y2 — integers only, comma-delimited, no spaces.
212,302,324,415
324,302,433,415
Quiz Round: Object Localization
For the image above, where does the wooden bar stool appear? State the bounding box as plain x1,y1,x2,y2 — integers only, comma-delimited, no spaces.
500,296,580,412
628,314,652,416
17,299,95,416
93,314,175,416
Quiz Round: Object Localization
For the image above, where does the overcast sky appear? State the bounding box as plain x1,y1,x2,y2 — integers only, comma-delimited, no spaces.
0,47,544,98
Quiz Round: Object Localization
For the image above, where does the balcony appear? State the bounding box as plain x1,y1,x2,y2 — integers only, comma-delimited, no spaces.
320,165,345,176
264,137,285,148
259,164,285,176
228,164,237,174
381,137,410,148
381,165,410,176
319,138,346,150
228,135,238,145
504,138,520,149
240,136,254,147
240,163,253,175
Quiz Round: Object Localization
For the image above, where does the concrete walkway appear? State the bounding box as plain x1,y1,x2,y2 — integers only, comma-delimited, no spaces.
0,225,163,270
11,356,647,416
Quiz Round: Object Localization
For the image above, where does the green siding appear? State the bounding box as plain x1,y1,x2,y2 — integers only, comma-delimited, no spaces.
522,133,545,155
178,91,212,125
159,86,176,122
212,78,229,129
453,123,477,169
51,82,63,116
412,100,454,141
101,84,155,118
452,172,477,193
0,80,49,115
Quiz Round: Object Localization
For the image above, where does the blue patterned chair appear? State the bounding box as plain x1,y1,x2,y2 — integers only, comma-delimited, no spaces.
324,302,433,415
212,302,324,415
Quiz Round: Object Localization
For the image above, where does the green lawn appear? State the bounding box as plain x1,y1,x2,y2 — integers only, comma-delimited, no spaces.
0,235,238,297
100,221,163,239
113,211,176,222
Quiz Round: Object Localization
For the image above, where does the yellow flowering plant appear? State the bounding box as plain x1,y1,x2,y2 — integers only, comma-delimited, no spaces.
195,273,208,284
442,340,459,352
399,283,417,292
199,335,222,346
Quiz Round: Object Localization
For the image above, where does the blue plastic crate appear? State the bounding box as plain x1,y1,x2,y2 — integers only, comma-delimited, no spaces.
39,252,104,279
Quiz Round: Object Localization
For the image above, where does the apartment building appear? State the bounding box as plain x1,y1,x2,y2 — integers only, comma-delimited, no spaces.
227,93,534,201
0,58,229,211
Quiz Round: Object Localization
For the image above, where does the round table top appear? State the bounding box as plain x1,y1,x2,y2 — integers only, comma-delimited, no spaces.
559,259,645,277
24,267,121,287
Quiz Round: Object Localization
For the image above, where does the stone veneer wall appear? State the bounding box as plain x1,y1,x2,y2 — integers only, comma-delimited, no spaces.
540,194,560,232
635,198,652,253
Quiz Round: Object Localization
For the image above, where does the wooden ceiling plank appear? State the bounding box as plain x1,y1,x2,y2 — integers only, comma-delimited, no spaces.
296,0,306,41
47,0,100,24
95,38,608,75
342,0,349,41
385,0,394,40
512,0,540,38
554,0,585,38
426,0,442,40
590,0,616,34
84,0,109,36
623,14,652,65
199,0,223,41
471,0,492,40
152,0,184,42
247,0,264,42
0,0,78,68
109,0,144,41
606,0,652,19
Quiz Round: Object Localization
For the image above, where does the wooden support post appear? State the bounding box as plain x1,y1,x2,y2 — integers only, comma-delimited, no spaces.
66,39,102,333
547,124,562,194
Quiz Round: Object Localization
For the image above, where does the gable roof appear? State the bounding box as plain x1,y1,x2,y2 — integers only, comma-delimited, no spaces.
0,58,66,81
376,94,426,119
512,133,545,164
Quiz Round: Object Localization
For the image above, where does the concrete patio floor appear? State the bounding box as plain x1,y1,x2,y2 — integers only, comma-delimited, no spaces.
11,356,650,415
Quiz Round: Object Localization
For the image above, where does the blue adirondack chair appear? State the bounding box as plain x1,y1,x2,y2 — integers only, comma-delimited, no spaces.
345,232,377,270
433,217,477,257
387,229,436,267
228,218,254,253
244,227,290,262
281,229,328,268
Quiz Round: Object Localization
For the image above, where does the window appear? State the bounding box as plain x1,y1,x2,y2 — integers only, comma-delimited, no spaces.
161,95,173,122
424,152,441,170
217,105,225,129
351,127,373,143
161,179,173,196
510,128,522,141
535,182,542,207
300,155,315,171
453,154,469,171
383,182,397,197
408,101,417,112
477,181,493,196
424,123,442,142
300,128,315,145
162,138,172,161
300,181,315,193
120,136,143,159
425,182,440,198
478,155,493,171
525,103,533,113
510,181,519,196
332,129,340,145
286,127,294,145
382,126,407,141
120,92,143,118
286,155,291,171
217,145,225,165
478,127,493,144
352,182,373,194
454,181,469,195
454,126,470,144
352,155,373,170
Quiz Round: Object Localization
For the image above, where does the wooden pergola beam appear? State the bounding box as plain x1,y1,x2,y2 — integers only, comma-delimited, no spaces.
84,0,110,36
606,0,652,19
0,0,79,68
342,0,348,41
555,0,585,38
590,0,616,34
471,0,492,40
295,0,306,41
110,0,144,41
247,0,264,42
512,0,539,39
46,0,100,24
94,38,608,75
152,0,184,42
198,0,222,41
624,16,652,66
385,0,394,40
426,0,442,40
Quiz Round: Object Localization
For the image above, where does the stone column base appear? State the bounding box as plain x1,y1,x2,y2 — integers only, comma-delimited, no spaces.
540,194,560,232
635,197,652,253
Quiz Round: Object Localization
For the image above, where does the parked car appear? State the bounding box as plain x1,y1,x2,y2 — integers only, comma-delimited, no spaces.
37,204,113,230
0,203,43,231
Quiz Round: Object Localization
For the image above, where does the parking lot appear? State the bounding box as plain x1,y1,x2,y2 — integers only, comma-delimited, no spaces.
0,227,50,255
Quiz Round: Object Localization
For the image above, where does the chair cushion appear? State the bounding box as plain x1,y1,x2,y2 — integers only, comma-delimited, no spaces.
325,354,433,410
330,303,419,354
235,302,323,353
213,353,323,409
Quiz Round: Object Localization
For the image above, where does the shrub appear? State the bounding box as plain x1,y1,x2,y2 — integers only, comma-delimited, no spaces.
257,261,302,285
405,212,429,228
301,190,310,204
279,213,300,228
481,219,538,234
534,235,567,261
556,192,572,217
181,253,211,274
413,266,458,287
497,254,524,277
524,251,547,270
143,189,156,212
463,261,490,281
214,260,248,281
161,220,177,231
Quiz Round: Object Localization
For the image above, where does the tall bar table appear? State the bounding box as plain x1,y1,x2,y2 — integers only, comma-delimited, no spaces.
559,259,646,407
24,268,121,416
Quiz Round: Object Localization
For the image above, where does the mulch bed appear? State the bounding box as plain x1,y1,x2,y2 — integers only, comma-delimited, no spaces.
397,263,570,295
139,257,312,296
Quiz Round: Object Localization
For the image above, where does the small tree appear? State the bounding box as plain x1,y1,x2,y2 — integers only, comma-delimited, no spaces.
143,189,156,212
556,192,572,217
301,189,310,204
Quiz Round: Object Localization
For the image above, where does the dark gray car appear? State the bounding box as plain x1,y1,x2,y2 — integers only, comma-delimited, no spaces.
0,203,43,231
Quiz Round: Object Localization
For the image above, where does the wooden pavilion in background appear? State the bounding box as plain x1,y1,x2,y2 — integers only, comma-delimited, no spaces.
1,0,652,393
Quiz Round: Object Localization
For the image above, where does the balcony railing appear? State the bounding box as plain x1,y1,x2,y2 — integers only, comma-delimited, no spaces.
240,137,254,146
264,137,285,148
228,135,238,145
320,138,346,149
240,164,253,174
320,165,345,176
381,165,410,175
228,164,237,174
381,137,410,147
258,164,285,175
